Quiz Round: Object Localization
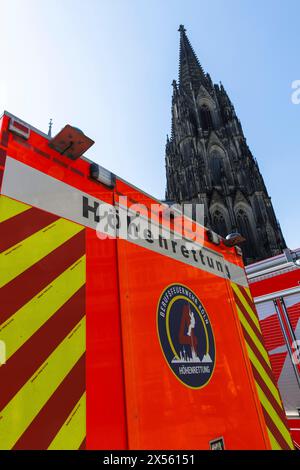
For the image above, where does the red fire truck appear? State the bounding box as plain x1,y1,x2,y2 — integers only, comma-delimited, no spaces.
246,249,300,449
0,110,294,450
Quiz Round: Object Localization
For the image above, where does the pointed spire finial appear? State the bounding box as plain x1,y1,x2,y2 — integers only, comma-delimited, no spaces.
48,118,53,138
177,25,208,94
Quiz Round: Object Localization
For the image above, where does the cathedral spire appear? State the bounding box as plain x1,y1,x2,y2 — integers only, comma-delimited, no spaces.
178,25,208,94
166,26,286,264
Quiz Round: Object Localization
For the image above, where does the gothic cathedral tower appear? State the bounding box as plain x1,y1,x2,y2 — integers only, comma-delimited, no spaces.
165,26,286,264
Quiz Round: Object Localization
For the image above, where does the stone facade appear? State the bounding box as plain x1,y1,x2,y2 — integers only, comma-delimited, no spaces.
165,25,286,264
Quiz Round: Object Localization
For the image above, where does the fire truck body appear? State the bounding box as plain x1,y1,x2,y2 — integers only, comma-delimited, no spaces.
247,250,300,448
0,111,294,450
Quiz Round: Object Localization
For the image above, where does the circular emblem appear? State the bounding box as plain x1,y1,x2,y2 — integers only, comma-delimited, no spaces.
157,284,215,389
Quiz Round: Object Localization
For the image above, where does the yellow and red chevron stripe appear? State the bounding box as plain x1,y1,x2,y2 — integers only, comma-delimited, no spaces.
231,282,294,450
0,195,86,450
0,147,6,192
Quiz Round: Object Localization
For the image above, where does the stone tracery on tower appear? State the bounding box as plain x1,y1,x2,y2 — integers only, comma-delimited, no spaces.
165,26,286,264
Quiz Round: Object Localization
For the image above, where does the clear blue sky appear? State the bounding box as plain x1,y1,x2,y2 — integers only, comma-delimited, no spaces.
1,0,299,248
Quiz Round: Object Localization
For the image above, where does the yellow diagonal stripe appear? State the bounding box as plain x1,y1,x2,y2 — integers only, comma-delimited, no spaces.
0,195,31,223
0,318,85,450
237,306,271,366
48,393,86,450
0,218,84,288
267,430,282,450
255,381,294,449
231,283,261,332
244,286,253,300
231,282,293,450
0,256,86,361
246,344,283,408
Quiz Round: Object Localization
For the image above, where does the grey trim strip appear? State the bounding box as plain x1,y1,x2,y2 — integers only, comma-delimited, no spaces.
0,110,226,244
2,156,248,287
254,286,300,304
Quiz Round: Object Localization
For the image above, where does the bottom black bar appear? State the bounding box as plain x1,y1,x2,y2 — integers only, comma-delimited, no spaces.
0,450,298,465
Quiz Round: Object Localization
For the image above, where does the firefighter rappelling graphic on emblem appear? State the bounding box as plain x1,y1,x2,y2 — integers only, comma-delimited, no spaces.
157,284,215,388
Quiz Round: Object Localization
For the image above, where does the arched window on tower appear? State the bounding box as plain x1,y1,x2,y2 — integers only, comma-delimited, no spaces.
211,152,223,186
189,110,198,136
212,210,228,238
236,209,256,260
200,105,213,131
